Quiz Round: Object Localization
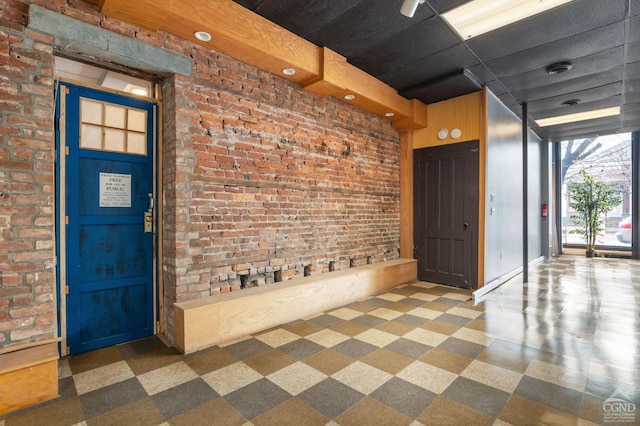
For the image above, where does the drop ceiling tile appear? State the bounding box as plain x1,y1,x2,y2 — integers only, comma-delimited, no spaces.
625,90,640,104
350,17,459,77
626,77,640,96
426,0,468,14
250,0,366,38
307,0,434,58
529,96,622,122
381,44,479,89
499,48,624,98
508,66,623,103
526,84,622,113
482,22,625,78
232,0,262,9
626,62,640,81
629,15,640,43
628,42,640,64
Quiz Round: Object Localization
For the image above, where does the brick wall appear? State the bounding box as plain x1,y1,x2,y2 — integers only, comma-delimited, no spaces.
0,0,57,346
0,0,401,347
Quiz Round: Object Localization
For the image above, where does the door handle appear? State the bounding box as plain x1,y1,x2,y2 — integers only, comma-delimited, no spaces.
463,222,469,229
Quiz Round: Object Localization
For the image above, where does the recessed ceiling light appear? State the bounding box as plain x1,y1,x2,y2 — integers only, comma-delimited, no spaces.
561,99,581,107
535,106,620,127
124,84,149,96
344,94,355,100
545,62,572,75
130,88,148,96
282,68,296,76
442,0,575,40
385,112,395,117
194,31,212,42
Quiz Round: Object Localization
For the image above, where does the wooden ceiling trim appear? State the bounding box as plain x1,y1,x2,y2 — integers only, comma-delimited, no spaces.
303,48,425,130
99,0,170,32
96,0,426,129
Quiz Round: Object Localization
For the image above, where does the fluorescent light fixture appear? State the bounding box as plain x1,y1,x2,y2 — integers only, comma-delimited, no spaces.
400,0,425,18
442,0,575,40
535,106,620,127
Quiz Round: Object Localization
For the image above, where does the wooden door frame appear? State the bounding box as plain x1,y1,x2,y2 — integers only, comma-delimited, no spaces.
55,80,161,355
413,140,480,289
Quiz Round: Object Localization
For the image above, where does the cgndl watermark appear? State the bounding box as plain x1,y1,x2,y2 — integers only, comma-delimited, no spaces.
603,389,636,424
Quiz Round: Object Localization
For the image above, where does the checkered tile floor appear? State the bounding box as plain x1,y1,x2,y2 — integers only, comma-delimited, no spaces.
3,256,640,425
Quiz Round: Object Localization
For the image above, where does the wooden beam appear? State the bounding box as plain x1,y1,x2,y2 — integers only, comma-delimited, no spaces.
97,0,427,129
303,48,420,128
400,131,414,258
174,259,417,354
100,0,320,84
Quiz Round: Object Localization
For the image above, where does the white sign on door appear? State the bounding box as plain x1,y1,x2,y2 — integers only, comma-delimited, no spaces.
99,172,131,207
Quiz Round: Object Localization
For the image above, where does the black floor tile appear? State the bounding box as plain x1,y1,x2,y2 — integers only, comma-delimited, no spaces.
436,313,472,326
332,339,378,359
384,337,431,359
223,338,272,360
351,314,387,328
514,376,583,416
370,377,437,418
79,377,147,419
393,313,429,327
152,378,218,419
225,378,291,420
278,338,325,360
298,378,365,419
442,377,510,417
438,337,486,359
308,314,344,328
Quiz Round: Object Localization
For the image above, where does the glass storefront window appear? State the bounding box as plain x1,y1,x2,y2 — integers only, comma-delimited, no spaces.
561,133,632,248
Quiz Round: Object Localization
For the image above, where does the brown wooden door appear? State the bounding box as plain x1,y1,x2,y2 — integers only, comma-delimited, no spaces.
414,141,479,289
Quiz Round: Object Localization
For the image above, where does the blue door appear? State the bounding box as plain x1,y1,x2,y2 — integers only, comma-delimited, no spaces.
58,83,156,354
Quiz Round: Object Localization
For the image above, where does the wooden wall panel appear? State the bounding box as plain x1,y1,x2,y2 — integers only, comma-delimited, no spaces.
414,91,483,149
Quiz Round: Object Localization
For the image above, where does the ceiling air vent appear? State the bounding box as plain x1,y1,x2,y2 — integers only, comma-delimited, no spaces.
545,62,572,75
561,99,581,106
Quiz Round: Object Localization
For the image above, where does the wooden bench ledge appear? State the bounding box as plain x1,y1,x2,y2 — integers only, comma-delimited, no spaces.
0,341,59,416
174,258,417,353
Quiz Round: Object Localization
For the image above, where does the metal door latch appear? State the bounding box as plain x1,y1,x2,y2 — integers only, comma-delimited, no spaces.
144,211,153,233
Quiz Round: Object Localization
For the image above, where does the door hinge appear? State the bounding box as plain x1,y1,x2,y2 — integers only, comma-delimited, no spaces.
64,86,69,95
65,146,69,155
65,285,69,295
65,216,69,225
